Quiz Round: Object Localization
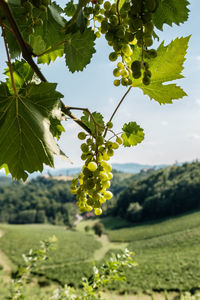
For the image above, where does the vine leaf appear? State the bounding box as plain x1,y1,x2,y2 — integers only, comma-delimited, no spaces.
4,60,34,94
81,111,104,135
115,0,126,10
131,36,190,104
121,122,145,147
153,0,190,31
0,82,70,181
64,28,96,72
64,1,77,17
37,45,64,65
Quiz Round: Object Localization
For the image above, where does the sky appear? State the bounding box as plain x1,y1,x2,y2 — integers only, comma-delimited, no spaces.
0,0,200,171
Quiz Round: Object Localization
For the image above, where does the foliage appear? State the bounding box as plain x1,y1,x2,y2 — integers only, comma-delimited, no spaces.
0,176,76,225
114,161,200,222
8,235,136,300
0,0,190,214
93,222,105,237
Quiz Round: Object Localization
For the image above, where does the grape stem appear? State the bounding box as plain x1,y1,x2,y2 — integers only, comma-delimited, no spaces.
0,18,17,97
104,86,132,138
116,0,121,25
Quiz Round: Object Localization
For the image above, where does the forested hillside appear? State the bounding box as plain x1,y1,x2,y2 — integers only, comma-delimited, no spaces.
0,161,200,225
114,161,200,222
0,177,76,226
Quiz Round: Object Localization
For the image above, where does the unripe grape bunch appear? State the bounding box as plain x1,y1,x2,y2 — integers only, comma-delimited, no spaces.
71,122,123,215
83,0,159,87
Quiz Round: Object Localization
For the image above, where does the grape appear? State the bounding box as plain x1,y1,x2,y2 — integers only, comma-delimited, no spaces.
143,75,151,85
81,143,89,153
114,79,120,86
96,136,104,145
88,162,98,172
94,208,102,215
104,1,111,10
106,121,113,129
113,68,121,77
109,52,118,61
112,142,119,149
116,136,123,144
104,191,113,200
117,62,124,69
122,44,133,56
78,132,87,140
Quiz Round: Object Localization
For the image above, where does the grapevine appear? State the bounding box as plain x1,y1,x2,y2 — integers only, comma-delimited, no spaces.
0,0,190,214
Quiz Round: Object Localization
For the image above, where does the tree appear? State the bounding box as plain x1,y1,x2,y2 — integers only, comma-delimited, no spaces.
0,0,190,216
93,222,105,237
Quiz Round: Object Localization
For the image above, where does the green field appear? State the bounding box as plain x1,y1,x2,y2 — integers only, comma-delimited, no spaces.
0,211,200,297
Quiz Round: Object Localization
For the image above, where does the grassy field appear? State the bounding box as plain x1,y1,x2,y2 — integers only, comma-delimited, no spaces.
0,211,200,297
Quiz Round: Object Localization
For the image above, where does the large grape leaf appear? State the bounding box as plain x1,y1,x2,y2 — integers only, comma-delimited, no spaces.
64,28,96,72
131,36,190,104
153,0,190,31
121,122,145,147
0,82,69,181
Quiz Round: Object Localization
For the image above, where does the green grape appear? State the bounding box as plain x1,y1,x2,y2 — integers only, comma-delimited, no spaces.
124,56,132,64
99,196,106,204
144,22,154,34
109,15,118,26
86,179,95,189
102,152,110,161
107,172,113,180
131,60,141,73
106,121,113,128
86,138,93,145
122,44,133,56
95,31,101,38
81,143,89,153
96,136,104,145
121,77,129,86
81,153,87,161
87,198,94,206
117,62,124,69
100,172,109,181
107,149,114,157
116,136,123,144
113,68,121,77
101,161,112,172
109,52,118,61
88,162,98,172
148,49,157,58
112,142,119,149
143,75,151,85
104,191,113,200
104,1,111,10
94,208,102,215
114,79,120,86
26,26,35,35
121,69,129,78
144,36,153,47
78,132,87,140
132,71,142,79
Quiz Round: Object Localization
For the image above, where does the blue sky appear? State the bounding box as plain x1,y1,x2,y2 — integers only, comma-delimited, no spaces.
0,0,200,170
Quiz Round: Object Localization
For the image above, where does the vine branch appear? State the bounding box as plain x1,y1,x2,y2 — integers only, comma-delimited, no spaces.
104,86,132,137
0,17,17,96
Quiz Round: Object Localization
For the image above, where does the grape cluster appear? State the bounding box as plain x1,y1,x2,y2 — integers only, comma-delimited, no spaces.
20,0,50,34
71,126,123,215
84,0,159,86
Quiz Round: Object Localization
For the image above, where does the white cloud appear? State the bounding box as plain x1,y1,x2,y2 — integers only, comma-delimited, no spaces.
161,121,168,126
189,133,200,141
195,98,200,107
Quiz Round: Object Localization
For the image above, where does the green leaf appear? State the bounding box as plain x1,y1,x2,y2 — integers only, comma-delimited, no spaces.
153,0,190,31
0,82,69,181
4,60,34,94
131,36,190,104
29,35,46,56
121,122,145,147
64,28,96,72
64,1,77,17
37,45,64,65
115,0,126,10
81,111,104,135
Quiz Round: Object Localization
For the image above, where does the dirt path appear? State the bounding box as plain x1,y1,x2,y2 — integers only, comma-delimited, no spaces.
0,229,13,273
93,234,128,261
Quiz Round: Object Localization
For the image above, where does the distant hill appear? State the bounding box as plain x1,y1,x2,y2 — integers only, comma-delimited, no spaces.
114,161,200,223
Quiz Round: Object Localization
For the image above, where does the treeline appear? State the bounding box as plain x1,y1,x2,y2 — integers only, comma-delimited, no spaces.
0,177,76,226
113,161,200,222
